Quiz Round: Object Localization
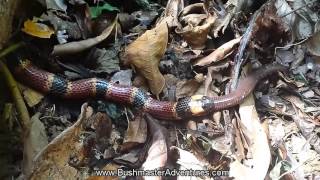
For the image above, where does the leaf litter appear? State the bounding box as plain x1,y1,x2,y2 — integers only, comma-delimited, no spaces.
1,0,320,179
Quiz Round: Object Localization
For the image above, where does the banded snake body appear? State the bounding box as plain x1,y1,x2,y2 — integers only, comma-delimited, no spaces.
11,59,286,120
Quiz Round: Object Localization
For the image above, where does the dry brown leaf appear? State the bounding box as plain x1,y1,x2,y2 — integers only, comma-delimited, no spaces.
142,114,168,179
18,83,44,107
22,113,48,176
52,15,118,55
157,0,184,28
169,146,209,180
194,37,241,66
176,79,201,99
29,103,93,179
230,93,271,180
176,15,216,49
119,114,148,152
124,22,168,98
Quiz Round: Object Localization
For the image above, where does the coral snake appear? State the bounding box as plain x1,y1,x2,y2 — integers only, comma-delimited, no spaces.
11,58,286,120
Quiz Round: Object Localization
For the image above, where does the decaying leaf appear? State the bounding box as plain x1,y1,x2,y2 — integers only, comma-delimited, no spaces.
194,37,241,66
176,15,216,49
157,0,184,28
18,83,44,107
124,22,168,98
170,146,210,180
120,114,147,152
230,93,271,180
22,113,48,176
88,47,120,74
176,79,201,100
142,114,168,175
275,0,316,40
110,69,133,86
29,104,93,179
22,18,54,38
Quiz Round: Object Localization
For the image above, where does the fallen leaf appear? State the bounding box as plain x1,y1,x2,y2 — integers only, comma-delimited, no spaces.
230,93,271,180
120,114,147,152
275,0,316,40
170,146,210,180
156,0,184,28
110,69,133,86
88,47,120,74
18,83,44,107
142,114,168,178
175,79,201,100
176,15,216,49
124,22,168,98
29,103,93,179
194,37,241,66
180,3,204,16
306,31,320,56
23,113,48,176
21,18,54,38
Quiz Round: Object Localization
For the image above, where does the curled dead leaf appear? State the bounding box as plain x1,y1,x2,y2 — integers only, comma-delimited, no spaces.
194,37,241,66
124,22,168,98
176,15,216,49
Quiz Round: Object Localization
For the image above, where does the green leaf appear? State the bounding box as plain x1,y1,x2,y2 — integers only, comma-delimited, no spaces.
90,3,120,18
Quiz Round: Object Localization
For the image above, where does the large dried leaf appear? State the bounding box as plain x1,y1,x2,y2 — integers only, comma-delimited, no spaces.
23,113,48,175
142,114,168,179
230,93,271,180
29,104,93,179
124,22,168,97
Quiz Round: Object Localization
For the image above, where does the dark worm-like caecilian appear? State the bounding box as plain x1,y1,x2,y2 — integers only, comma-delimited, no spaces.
11,59,286,120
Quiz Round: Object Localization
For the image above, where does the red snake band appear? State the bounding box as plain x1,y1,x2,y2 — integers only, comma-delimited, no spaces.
12,59,286,120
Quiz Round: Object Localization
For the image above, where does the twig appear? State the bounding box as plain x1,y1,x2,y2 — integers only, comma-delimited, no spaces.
0,61,30,129
52,15,118,56
0,42,30,129
0,42,24,58
274,38,309,56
